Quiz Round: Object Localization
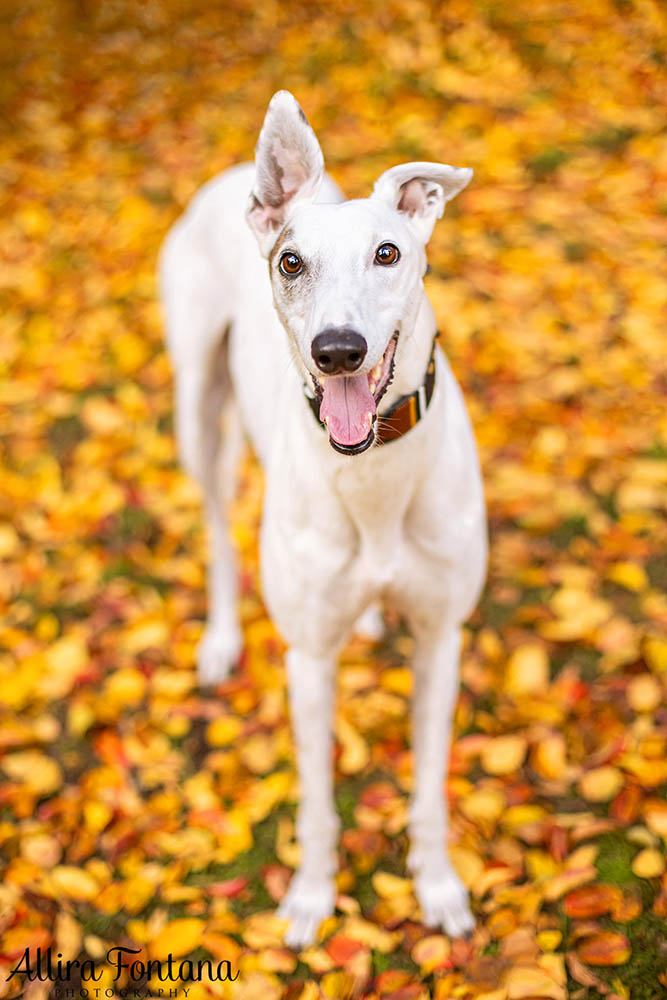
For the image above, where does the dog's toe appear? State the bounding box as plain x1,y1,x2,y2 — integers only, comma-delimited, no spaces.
277,872,335,950
197,626,242,686
415,870,475,939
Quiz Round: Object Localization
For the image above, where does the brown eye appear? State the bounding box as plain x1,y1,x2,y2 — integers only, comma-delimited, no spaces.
279,251,303,276
375,243,400,266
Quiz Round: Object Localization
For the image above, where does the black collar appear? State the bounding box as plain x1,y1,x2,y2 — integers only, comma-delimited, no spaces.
305,334,439,446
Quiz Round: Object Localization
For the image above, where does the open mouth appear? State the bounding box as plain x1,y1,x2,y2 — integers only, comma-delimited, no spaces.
312,332,398,455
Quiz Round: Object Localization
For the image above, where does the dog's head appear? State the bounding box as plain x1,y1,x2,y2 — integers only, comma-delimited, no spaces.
246,90,472,455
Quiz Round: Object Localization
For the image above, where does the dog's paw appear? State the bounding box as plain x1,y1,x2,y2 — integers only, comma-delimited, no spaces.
414,868,475,939
353,605,384,641
197,625,242,686
277,871,335,949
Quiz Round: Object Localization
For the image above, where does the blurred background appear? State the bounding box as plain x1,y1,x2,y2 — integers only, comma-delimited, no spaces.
0,1,665,998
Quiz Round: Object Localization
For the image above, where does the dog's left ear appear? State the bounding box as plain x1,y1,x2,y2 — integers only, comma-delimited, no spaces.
372,162,473,243
247,91,324,256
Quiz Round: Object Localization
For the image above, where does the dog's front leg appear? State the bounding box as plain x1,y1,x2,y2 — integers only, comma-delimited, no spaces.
278,647,339,948
407,626,474,937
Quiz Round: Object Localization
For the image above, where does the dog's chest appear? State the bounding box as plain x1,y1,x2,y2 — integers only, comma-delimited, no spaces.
332,451,421,589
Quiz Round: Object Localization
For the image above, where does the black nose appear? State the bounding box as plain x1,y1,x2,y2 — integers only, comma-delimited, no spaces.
311,328,367,374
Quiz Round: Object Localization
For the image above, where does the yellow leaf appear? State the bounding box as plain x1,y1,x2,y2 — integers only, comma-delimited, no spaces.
541,588,612,641
239,733,278,775
2,751,62,795
502,805,547,832
255,947,297,973
506,643,550,696
578,766,624,802
380,667,412,696
631,848,665,878
644,802,667,839
644,636,667,673
51,866,100,901
538,953,566,985
543,866,597,901
123,876,155,915
460,787,506,828
242,912,289,950
55,912,82,961
41,635,88,698
341,916,401,953
537,930,562,952
151,669,196,699
123,618,167,654
336,715,370,775
83,801,112,833
0,523,19,557
449,846,484,887
607,561,648,592
21,833,62,867
81,396,125,434
532,734,569,780
505,965,565,1000
481,734,527,775
206,716,243,747
627,674,662,713
525,850,558,880
235,971,283,1000
150,918,205,959
320,972,356,999
67,700,95,737
371,871,412,898
104,667,147,706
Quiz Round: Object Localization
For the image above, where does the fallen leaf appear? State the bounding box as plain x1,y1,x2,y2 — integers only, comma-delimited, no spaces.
578,766,624,802
481,734,528,775
631,848,665,878
576,932,631,966
150,918,205,959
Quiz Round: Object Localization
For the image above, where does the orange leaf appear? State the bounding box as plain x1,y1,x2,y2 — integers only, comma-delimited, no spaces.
2,926,51,960
325,934,366,965
562,884,622,918
577,932,631,966
610,894,642,922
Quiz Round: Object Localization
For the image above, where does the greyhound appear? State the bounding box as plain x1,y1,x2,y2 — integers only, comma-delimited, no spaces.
159,91,487,948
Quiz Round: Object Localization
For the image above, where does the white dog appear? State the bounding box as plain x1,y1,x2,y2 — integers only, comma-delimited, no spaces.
159,91,487,948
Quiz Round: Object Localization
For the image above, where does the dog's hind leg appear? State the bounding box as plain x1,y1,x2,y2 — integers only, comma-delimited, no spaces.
195,360,244,686
407,625,475,937
161,241,243,685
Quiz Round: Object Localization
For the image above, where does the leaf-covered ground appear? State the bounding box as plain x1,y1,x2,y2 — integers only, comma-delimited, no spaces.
0,1,666,998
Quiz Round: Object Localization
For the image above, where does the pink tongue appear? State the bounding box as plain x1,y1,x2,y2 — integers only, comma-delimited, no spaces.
319,374,376,447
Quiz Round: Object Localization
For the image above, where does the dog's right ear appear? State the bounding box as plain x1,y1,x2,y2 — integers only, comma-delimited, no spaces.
246,91,324,256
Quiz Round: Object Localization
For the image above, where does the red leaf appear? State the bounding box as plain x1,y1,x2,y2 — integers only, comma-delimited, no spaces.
610,783,641,824
208,876,248,898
